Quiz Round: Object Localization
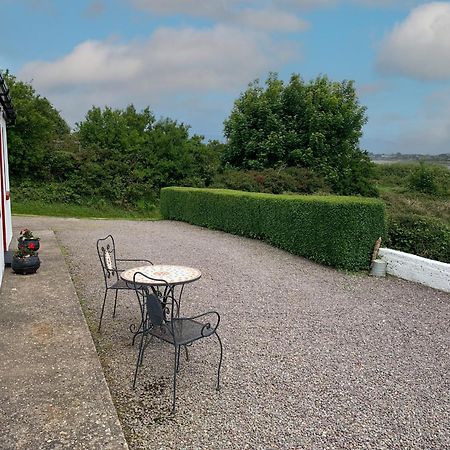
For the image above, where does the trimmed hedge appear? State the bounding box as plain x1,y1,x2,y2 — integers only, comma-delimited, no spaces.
161,187,386,271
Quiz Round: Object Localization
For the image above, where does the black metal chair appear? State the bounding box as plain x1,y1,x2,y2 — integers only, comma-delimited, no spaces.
132,272,223,413
97,235,153,331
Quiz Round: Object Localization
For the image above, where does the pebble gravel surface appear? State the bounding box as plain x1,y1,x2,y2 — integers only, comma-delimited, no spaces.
15,216,450,450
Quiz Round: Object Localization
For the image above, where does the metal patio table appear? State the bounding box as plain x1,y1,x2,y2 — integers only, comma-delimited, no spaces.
121,264,202,342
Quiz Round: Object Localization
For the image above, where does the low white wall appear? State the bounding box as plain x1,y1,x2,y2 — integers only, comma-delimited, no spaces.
378,248,450,293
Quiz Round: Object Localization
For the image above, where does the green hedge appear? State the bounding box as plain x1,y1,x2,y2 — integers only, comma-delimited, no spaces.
387,214,450,263
161,187,386,270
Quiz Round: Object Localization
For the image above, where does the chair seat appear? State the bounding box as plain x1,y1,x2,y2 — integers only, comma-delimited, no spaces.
110,279,132,290
150,319,215,346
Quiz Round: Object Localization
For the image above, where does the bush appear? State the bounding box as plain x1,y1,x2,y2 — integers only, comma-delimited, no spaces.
211,168,329,195
387,214,450,263
374,162,450,198
372,163,416,187
211,170,260,192
408,162,438,195
161,187,386,270
284,167,329,194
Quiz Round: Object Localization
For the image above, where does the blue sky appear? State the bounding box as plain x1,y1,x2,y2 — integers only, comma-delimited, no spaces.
1,0,450,154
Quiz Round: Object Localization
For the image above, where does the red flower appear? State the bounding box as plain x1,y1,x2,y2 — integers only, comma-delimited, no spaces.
28,242,35,250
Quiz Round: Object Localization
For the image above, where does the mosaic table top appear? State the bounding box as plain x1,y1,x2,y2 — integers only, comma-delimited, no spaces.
121,264,201,286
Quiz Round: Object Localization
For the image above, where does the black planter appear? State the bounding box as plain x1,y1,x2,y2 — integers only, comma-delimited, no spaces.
12,255,41,275
18,238,40,251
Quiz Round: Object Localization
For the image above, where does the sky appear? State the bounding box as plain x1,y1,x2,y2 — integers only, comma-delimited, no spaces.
1,0,450,155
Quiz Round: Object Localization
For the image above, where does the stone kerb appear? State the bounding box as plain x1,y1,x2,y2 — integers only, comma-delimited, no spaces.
379,248,450,293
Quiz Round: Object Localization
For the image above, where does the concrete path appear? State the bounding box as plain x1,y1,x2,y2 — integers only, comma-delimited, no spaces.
0,229,128,450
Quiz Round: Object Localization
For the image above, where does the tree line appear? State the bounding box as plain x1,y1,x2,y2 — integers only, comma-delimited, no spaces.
4,70,376,210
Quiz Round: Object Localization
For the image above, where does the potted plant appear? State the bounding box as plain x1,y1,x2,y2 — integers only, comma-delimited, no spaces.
18,228,40,251
11,246,41,274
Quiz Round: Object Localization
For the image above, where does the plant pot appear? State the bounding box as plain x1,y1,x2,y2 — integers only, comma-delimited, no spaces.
12,255,41,275
18,238,40,251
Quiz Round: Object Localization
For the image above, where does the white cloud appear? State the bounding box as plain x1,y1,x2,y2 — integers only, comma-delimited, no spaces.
352,0,416,6
357,80,389,96
129,0,420,17
399,88,450,153
365,88,450,154
129,0,236,19
377,2,450,80
236,8,309,32
129,0,309,32
19,25,297,126
21,39,142,87
21,26,290,91
83,1,106,18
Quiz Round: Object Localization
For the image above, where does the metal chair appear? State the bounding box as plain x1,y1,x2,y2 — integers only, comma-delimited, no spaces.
96,235,153,331
132,271,223,413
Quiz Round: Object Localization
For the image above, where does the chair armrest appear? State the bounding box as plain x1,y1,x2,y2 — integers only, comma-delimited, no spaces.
178,311,220,336
116,258,153,271
116,258,153,265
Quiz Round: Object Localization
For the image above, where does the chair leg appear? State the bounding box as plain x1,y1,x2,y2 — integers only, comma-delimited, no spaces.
215,332,223,391
172,346,179,414
112,289,119,318
176,345,181,373
139,333,149,366
133,330,146,389
98,289,108,332
184,344,189,362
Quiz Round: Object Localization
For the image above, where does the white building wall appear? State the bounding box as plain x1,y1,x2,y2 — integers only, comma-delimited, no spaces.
2,119,12,248
0,115,6,284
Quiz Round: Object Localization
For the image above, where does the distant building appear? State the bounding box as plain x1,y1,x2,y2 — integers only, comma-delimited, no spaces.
0,73,15,285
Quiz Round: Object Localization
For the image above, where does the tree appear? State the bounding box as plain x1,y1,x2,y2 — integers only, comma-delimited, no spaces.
223,73,375,196
75,105,222,206
3,72,71,180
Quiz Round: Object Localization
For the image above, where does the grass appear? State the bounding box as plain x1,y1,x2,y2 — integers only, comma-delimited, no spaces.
379,190,450,224
372,162,450,225
371,162,450,262
12,200,162,220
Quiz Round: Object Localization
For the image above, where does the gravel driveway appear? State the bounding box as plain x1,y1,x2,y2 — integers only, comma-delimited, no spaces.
14,216,450,450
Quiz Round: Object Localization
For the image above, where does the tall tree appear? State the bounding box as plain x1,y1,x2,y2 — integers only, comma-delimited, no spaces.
3,72,71,180
223,73,374,195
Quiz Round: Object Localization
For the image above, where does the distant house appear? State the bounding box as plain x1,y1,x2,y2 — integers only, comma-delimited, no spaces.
0,73,15,284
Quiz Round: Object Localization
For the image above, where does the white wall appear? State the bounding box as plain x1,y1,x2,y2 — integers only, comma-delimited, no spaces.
2,117,12,248
379,248,450,293
0,115,6,285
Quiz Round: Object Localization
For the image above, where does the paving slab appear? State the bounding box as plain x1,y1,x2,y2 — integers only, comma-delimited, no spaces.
0,229,129,450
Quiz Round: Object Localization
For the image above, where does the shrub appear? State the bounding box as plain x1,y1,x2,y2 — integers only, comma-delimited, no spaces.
408,162,438,195
211,168,329,195
284,167,329,194
387,214,450,263
211,170,260,192
161,187,386,270
372,163,416,187
375,162,450,198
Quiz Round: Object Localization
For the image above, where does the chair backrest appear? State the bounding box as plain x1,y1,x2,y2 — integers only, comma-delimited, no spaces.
132,271,171,327
145,291,165,326
97,235,118,283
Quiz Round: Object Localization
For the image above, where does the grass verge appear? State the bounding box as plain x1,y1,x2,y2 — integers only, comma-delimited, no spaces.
12,200,162,220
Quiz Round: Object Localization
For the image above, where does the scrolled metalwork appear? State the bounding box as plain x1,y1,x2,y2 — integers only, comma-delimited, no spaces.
130,269,223,413
96,234,153,331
